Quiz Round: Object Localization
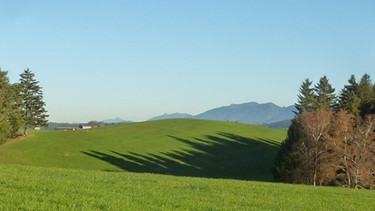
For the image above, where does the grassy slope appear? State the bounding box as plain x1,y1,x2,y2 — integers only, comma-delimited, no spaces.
1,165,374,210
0,119,286,181
1,119,374,210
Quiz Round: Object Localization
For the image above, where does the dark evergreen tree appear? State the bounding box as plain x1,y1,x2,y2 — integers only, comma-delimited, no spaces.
338,75,361,117
0,70,23,142
8,83,23,136
19,68,48,135
314,76,337,110
0,70,12,142
357,74,375,116
295,79,316,114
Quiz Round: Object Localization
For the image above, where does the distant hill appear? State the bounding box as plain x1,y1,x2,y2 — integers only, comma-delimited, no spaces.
148,113,193,121
195,102,295,125
102,117,132,124
147,102,295,127
195,102,294,124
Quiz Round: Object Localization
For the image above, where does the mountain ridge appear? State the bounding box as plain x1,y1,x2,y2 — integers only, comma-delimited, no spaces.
48,102,295,129
148,102,295,127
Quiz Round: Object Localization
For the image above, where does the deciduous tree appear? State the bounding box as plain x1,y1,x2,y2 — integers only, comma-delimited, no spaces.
274,109,334,185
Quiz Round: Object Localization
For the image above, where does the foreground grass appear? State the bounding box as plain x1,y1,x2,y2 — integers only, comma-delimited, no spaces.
1,165,374,210
0,119,286,181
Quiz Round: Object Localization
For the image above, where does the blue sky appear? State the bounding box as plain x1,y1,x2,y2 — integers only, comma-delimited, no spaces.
1,1,374,122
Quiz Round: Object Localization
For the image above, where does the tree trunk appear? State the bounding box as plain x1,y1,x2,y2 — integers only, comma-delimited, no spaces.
23,126,28,136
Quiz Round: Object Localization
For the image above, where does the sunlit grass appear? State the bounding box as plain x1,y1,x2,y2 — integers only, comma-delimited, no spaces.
1,165,374,210
0,119,286,181
0,119,374,210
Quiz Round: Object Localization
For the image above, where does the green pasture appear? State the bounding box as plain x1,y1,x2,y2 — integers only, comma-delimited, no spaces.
0,119,286,181
1,119,373,210
1,165,374,210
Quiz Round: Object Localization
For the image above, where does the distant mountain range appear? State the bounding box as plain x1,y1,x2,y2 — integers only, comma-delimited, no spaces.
148,102,296,128
48,102,296,129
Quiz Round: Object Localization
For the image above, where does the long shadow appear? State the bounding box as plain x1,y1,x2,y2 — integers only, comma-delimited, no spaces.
82,132,280,181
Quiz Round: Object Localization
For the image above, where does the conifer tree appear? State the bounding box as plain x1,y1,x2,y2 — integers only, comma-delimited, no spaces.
19,68,48,135
8,83,23,136
0,70,23,142
357,74,375,116
295,79,316,114
314,76,337,110
0,70,12,142
339,75,361,117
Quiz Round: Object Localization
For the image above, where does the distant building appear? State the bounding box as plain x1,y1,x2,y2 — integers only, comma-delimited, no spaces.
55,127,76,131
79,124,92,130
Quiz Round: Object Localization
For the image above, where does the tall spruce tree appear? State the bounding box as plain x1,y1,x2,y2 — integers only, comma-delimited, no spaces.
19,68,48,135
338,75,361,117
314,76,337,110
295,79,316,114
357,74,375,116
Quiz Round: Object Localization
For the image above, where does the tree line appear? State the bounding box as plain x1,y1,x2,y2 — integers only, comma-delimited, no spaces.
274,74,375,189
0,68,48,143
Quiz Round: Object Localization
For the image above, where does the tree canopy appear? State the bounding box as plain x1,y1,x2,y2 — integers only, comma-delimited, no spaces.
19,68,49,135
274,74,375,189
0,68,48,142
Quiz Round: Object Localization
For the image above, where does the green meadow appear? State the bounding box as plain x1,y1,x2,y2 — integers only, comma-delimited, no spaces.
1,119,374,210
1,165,374,210
0,119,284,181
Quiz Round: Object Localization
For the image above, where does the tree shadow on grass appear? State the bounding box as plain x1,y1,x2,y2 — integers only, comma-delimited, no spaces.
82,132,280,181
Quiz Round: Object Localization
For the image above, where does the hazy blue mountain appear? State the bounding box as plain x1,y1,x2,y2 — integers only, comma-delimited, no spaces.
148,102,295,126
195,102,295,124
49,102,295,129
148,113,194,121
102,117,132,124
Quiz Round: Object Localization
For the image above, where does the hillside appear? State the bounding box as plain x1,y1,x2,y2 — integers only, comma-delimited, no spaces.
0,119,286,181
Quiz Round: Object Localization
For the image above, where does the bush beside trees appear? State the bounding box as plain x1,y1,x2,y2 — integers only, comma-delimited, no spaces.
274,74,375,189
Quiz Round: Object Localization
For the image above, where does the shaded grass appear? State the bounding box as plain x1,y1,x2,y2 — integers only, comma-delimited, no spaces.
0,119,286,181
1,165,374,210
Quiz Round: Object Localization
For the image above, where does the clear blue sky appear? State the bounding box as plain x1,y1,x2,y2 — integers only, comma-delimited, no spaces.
1,1,374,122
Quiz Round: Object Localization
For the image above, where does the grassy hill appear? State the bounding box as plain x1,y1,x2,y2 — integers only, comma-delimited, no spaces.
1,119,375,210
0,119,286,181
